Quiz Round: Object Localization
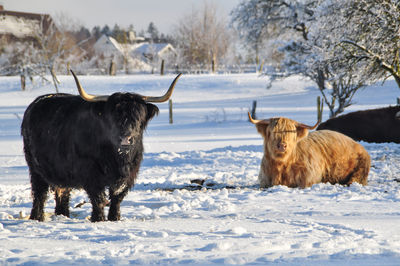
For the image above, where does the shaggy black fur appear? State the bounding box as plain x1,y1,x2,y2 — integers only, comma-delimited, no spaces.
21,92,158,222
317,106,400,143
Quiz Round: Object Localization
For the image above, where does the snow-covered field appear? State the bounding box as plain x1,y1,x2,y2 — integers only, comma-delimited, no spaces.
0,73,399,265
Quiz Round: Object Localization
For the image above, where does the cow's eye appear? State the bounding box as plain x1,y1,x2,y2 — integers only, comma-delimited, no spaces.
120,136,134,146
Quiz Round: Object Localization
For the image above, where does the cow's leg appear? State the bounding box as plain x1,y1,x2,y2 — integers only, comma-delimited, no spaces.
346,153,370,186
108,185,130,221
54,187,71,217
86,188,107,222
29,173,49,221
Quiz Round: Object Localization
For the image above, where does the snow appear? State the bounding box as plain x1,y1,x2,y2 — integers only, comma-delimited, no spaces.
0,73,400,265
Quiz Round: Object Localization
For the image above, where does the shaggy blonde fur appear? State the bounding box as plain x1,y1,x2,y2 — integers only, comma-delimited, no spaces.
255,117,370,188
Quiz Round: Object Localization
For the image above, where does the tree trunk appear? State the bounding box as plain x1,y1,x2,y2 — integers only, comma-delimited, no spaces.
393,73,400,89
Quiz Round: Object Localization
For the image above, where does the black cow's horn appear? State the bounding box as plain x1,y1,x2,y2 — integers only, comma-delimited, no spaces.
142,73,182,103
71,70,109,102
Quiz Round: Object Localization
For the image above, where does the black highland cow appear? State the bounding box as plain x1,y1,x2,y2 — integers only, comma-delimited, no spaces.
22,71,181,222
317,106,400,143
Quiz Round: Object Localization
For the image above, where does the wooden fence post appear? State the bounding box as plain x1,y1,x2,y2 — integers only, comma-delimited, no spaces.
160,60,165,75
258,61,264,73
251,100,257,120
109,61,116,76
20,75,26,91
169,99,173,124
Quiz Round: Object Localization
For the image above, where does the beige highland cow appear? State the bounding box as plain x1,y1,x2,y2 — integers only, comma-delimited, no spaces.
249,113,370,188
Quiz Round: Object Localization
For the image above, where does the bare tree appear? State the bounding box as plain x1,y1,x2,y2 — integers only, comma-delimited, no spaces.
0,40,45,90
173,2,231,71
34,13,90,91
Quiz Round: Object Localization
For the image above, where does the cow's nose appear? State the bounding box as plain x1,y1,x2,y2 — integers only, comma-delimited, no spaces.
277,142,287,152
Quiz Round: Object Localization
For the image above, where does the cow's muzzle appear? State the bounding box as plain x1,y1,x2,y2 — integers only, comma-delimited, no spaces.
277,142,287,152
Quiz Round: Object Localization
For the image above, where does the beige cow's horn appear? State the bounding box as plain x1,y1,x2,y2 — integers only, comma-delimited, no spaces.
248,112,270,125
71,70,109,102
142,73,182,103
71,70,182,103
297,119,321,130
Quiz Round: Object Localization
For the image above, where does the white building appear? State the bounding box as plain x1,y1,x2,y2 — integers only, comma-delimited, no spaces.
131,43,177,64
93,34,177,73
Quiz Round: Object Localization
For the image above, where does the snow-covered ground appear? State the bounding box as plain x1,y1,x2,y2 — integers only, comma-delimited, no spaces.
0,73,399,265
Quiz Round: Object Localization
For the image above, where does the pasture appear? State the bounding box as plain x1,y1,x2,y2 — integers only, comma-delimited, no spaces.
0,73,399,265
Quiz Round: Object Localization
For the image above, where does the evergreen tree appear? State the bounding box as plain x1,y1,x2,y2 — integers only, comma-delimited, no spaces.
100,25,111,36
92,26,102,40
112,24,127,43
147,22,159,40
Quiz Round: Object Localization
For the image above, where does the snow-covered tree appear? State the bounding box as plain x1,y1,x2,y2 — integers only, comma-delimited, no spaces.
321,0,400,88
0,13,91,91
231,0,394,117
277,1,373,117
0,41,46,90
231,0,316,66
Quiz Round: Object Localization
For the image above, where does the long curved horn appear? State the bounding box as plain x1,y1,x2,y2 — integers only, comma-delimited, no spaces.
142,73,182,103
297,119,321,130
248,112,270,125
70,70,109,102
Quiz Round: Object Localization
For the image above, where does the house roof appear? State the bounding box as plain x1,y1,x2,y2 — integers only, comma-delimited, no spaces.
132,43,176,56
0,6,53,39
93,35,127,56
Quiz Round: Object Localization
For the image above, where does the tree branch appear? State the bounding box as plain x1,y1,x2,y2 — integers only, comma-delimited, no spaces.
340,39,395,74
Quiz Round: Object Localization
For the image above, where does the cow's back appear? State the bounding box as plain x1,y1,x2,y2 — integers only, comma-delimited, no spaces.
317,106,400,143
298,130,370,185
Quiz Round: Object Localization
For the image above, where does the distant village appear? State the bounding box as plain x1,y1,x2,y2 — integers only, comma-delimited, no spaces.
0,5,179,78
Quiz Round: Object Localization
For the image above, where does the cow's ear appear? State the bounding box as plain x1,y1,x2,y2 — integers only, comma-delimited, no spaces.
256,123,268,139
296,127,308,141
146,103,159,121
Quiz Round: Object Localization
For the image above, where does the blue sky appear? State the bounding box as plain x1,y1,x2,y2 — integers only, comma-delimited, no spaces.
2,0,241,34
